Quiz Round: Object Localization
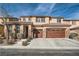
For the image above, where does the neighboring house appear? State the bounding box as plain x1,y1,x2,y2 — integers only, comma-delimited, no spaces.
63,20,79,33
0,17,4,37
1,16,79,39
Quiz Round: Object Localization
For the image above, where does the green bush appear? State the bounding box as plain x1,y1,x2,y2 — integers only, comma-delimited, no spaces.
27,37,33,42
22,37,33,46
69,33,78,39
22,41,29,46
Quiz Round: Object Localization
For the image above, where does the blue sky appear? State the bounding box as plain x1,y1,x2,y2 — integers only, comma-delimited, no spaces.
0,3,79,19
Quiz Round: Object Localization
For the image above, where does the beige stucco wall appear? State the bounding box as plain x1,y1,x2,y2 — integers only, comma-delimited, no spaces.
63,21,72,25
70,29,79,35
4,25,7,38
28,25,32,37
50,18,57,23
75,21,79,25
20,18,24,21
65,28,70,38
30,17,36,24
33,26,69,29
12,25,15,33
63,21,79,25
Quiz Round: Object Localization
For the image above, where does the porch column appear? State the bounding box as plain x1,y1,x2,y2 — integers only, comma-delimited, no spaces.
11,25,16,39
12,25,15,33
43,27,46,38
20,25,23,38
4,25,8,39
23,25,26,38
28,25,32,38
65,28,70,38
19,18,24,38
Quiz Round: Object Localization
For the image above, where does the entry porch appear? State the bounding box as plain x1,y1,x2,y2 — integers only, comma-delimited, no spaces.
3,21,33,39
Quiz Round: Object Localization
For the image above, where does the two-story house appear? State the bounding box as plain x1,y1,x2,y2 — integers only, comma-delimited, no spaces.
1,16,79,39
17,16,71,38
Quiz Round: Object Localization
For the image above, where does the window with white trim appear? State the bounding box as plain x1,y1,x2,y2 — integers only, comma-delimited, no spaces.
23,18,31,22
36,17,45,22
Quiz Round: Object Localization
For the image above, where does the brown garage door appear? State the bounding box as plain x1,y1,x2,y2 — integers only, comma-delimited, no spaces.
46,28,65,38
33,29,43,38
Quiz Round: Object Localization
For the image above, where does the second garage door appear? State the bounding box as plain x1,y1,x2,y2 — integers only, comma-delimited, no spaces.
46,28,65,38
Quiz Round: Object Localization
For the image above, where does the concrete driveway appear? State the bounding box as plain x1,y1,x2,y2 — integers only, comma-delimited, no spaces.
1,38,79,49
25,38,79,48
1,38,79,56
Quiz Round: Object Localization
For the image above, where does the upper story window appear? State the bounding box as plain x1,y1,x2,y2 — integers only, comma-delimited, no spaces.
57,19,61,23
23,18,31,22
36,17,45,23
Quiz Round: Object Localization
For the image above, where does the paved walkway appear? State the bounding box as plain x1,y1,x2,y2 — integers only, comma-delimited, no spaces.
0,38,79,49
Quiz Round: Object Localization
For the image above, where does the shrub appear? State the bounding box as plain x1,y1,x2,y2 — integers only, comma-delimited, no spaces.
27,37,33,42
69,33,78,39
22,41,29,46
0,37,4,44
7,39,15,45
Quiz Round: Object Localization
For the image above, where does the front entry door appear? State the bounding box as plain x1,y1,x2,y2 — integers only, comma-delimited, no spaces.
33,29,43,38
26,26,28,38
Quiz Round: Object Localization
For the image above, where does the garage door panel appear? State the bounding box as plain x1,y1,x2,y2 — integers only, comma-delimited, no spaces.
46,28,65,38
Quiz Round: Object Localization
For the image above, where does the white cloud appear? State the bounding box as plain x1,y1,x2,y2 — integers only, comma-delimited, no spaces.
33,3,56,15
